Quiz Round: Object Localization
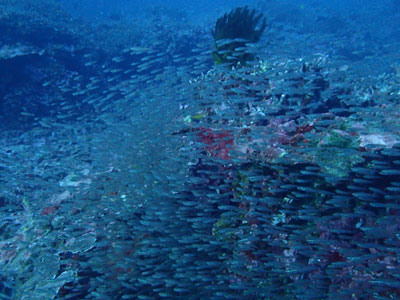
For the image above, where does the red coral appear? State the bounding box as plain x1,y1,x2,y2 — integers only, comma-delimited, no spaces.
196,127,234,160
41,205,59,216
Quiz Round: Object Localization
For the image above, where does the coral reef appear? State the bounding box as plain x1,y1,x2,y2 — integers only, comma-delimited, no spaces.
1,1,400,299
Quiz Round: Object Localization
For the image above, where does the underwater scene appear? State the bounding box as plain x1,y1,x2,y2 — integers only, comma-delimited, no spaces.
1,0,400,299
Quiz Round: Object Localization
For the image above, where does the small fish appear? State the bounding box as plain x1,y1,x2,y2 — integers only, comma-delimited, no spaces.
215,38,236,47
84,60,96,67
380,169,400,176
111,56,125,63
20,111,35,117
128,47,151,54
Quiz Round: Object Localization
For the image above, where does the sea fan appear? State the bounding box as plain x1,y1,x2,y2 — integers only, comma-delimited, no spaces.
211,6,267,66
